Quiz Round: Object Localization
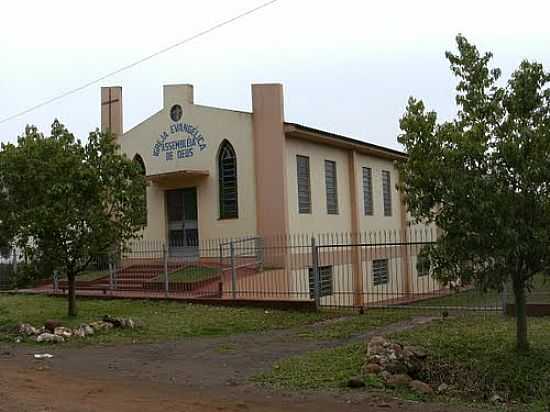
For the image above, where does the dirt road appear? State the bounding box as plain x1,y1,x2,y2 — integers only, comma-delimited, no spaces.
0,317,483,412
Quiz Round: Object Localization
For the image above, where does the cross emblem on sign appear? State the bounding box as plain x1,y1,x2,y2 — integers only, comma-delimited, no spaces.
101,89,120,132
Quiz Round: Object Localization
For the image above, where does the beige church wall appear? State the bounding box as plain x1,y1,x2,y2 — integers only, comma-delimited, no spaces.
354,152,403,234
119,101,257,243
285,137,353,236
142,184,166,241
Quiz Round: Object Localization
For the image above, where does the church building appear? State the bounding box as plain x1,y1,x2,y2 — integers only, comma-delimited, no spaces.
100,83,410,250
99,83,442,306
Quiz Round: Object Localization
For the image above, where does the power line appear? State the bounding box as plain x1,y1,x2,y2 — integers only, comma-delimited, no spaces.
0,0,280,126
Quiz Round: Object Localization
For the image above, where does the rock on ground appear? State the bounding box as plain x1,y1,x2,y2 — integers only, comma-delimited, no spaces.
409,380,434,394
44,320,63,333
36,333,65,344
54,327,73,338
347,377,366,388
385,374,412,386
17,324,38,336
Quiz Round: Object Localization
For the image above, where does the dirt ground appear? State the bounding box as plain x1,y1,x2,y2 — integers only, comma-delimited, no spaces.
0,317,485,412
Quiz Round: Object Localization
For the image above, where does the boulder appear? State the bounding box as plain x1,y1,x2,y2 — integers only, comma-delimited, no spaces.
389,343,403,355
379,370,392,381
367,336,388,356
17,323,38,336
363,337,429,384
385,374,412,386
437,383,449,393
54,327,73,338
72,328,85,338
409,380,433,394
44,320,63,333
103,315,122,327
369,336,387,346
368,344,385,356
347,377,366,388
73,324,95,338
89,321,113,331
119,318,136,329
384,360,409,375
367,354,383,365
36,333,65,344
102,316,140,329
362,363,383,374
81,324,95,335
404,345,428,360
403,357,424,376
490,394,504,404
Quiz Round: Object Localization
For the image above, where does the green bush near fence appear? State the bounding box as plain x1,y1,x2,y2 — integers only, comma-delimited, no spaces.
0,264,13,290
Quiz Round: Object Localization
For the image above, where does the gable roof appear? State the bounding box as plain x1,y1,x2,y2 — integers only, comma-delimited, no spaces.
284,123,407,161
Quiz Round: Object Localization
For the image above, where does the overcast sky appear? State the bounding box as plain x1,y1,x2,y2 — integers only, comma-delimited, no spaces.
1,0,550,150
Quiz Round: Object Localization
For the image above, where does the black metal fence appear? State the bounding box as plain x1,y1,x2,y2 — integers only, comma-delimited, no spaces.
311,230,503,311
40,229,535,312
0,252,16,290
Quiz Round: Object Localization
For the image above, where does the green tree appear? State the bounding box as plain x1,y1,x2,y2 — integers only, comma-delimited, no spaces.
398,35,550,352
0,121,146,316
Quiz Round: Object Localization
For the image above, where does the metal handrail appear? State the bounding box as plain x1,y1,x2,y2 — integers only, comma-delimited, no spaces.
219,236,262,248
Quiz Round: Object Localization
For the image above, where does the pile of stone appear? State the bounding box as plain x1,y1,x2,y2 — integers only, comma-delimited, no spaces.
16,315,141,344
350,335,438,395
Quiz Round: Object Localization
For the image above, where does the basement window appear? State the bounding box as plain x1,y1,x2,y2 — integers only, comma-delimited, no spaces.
373,259,389,286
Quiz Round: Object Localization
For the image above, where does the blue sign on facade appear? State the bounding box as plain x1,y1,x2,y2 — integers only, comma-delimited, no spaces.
152,122,207,161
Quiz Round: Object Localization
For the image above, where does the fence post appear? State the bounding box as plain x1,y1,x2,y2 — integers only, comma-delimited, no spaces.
53,270,59,293
256,237,264,272
108,255,115,292
11,248,17,274
163,244,169,297
230,241,237,299
311,237,321,311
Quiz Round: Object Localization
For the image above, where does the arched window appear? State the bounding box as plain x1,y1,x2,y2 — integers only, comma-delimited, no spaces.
218,140,238,219
133,154,147,225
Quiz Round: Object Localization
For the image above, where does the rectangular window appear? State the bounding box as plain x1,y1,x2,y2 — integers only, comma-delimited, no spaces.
296,155,312,214
324,160,339,215
382,170,392,216
362,167,374,216
308,265,334,298
373,259,389,286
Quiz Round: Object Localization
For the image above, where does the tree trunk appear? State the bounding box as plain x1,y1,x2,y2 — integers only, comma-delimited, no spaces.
512,277,529,352
67,272,77,317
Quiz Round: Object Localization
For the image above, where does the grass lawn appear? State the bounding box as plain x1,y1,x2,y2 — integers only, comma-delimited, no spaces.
392,316,550,406
412,273,550,309
413,288,502,309
256,314,550,411
294,309,414,340
152,266,220,283
0,294,333,345
255,343,366,390
60,271,109,282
